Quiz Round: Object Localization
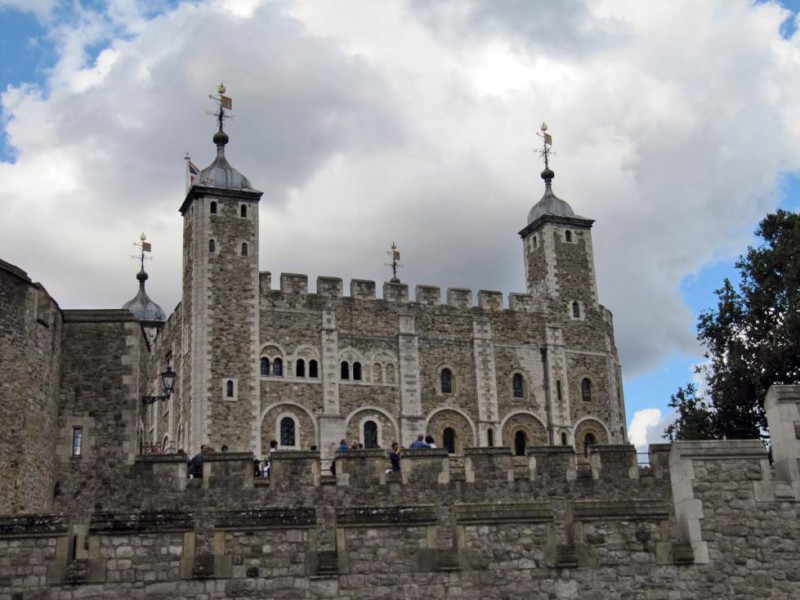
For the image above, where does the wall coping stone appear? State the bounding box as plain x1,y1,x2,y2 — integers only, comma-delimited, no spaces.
62,309,137,323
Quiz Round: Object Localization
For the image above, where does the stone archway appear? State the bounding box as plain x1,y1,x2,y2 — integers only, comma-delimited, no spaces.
426,409,476,454
501,412,548,454
574,418,609,462
345,408,398,450
260,403,315,457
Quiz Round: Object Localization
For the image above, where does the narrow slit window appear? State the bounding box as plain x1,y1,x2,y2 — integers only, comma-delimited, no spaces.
241,242,248,257
581,378,592,402
209,239,215,254
512,373,524,398
240,204,247,218
363,421,378,448
443,427,456,454
565,230,572,242
440,368,453,394
210,201,217,215
487,428,494,447
556,380,562,402
226,380,234,398
572,301,580,318
280,417,295,447
71,427,83,457
514,431,527,456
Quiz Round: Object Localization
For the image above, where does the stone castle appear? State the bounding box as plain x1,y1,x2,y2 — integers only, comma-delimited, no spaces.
1,113,798,599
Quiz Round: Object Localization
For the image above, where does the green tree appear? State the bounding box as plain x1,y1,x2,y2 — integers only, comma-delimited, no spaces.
666,210,800,440
663,384,716,441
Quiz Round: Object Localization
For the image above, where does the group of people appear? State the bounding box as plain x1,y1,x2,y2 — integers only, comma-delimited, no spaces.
188,434,438,479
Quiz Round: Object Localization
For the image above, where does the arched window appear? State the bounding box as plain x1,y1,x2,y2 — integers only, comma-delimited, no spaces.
226,380,234,398
561,432,568,446
240,204,247,218
487,428,494,447
572,301,580,318
210,201,217,214
340,361,350,380
280,417,295,447
565,230,572,242
272,358,283,377
373,363,383,384
209,239,215,254
241,242,248,257
443,427,456,454
353,361,362,381
440,368,453,394
363,421,378,448
296,359,305,378
556,380,563,401
309,360,319,378
584,433,596,457
581,378,592,402
514,430,527,456
260,357,270,376
512,373,524,398
385,364,396,384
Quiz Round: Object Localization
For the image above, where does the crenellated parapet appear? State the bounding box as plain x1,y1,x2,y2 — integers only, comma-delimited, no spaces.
258,271,539,312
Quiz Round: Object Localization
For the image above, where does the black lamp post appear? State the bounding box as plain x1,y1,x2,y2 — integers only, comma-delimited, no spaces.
143,366,177,405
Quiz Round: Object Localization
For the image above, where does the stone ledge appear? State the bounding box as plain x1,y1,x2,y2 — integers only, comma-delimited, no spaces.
454,502,551,525
90,511,193,534
0,514,68,538
336,505,437,527
214,508,315,530
572,500,670,521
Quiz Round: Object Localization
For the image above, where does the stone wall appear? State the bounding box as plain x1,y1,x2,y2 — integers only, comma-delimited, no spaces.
54,310,144,521
0,260,62,515
253,275,624,459
2,415,800,600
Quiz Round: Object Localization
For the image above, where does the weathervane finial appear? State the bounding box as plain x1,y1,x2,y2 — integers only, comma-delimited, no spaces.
385,242,403,283
209,83,233,133
131,233,153,280
537,122,553,171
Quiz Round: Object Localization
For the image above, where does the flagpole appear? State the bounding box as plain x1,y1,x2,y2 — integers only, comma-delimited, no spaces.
184,153,191,192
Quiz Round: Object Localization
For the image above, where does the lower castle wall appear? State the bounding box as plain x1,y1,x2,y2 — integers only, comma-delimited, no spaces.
2,434,800,599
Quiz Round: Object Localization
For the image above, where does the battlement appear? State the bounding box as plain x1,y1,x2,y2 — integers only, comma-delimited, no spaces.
259,271,536,312
133,444,667,496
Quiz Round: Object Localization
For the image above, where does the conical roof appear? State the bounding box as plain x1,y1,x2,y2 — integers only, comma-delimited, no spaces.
122,269,166,324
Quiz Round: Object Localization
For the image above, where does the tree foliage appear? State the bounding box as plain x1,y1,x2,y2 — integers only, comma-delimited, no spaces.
666,210,800,441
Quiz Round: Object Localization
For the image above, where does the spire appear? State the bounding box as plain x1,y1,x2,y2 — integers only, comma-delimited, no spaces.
190,83,254,191
385,242,402,283
525,122,582,225
123,234,166,324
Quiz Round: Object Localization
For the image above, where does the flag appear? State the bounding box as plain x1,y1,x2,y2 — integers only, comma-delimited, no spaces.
141,241,152,253
186,158,200,191
220,95,232,110
543,132,552,145
393,250,400,260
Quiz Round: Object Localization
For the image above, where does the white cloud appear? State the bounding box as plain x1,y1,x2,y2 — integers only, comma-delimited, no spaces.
2,0,800,380
628,408,673,452
0,0,56,20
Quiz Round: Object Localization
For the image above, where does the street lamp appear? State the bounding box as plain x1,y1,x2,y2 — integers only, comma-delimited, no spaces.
143,366,177,405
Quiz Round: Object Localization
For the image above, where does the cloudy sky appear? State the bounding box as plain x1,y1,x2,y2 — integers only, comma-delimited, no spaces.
2,0,800,450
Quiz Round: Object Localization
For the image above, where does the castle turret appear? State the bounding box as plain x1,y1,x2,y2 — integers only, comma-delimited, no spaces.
518,165,597,313
122,236,166,349
180,87,263,453
518,125,624,450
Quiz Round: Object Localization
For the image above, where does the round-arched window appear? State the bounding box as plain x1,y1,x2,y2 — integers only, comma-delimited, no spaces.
443,427,456,454
363,420,378,448
280,417,296,447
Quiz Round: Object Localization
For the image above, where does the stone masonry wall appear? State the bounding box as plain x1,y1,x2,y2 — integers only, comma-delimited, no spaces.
0,260,62,515
2,430,800,599
252,276,623,458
